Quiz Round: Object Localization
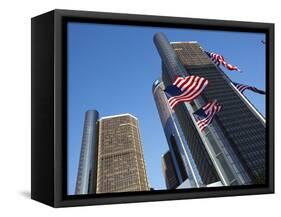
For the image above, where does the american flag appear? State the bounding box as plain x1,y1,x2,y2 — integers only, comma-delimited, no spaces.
164,76,209,109
232,82,266,95
193,100,222,132
205,51,241,72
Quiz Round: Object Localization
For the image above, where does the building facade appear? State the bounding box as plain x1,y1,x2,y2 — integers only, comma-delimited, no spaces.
162,151,180,189
75,110,99,194
153,33,266,186
96,114,150,193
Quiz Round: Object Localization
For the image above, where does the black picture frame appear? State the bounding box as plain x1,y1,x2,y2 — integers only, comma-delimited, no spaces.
31,9,274,207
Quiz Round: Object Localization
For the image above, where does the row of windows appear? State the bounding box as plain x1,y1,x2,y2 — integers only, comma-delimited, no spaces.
174,103,220,185
99,141,140,154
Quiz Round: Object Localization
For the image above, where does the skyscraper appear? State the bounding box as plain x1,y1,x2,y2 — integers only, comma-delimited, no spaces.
96,114,150,193
162,151,180,189
75,110,99,194
153,33,266,186
153,80,206,188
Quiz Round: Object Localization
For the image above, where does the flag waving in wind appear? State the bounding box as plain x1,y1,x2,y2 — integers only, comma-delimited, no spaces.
164,76,209,109
232,82,266,95
205,51,241,72
193,100,222,132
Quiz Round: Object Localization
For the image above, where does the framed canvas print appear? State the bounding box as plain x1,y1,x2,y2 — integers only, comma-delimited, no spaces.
31,9,274,207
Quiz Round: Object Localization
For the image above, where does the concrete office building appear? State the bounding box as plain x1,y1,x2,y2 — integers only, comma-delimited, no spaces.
96,114,150,193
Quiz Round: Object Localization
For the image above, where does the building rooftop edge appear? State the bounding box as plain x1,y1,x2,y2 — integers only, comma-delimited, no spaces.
152,79,163,94
170,41,198,44
99,113,138,121
86,109,99,113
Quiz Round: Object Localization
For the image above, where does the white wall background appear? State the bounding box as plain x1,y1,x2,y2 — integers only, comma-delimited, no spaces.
0,0,279,215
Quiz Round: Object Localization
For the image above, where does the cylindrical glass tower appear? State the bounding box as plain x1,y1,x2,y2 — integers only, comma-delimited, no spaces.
153,33,187,79
153,80,204,188
75,110,99,194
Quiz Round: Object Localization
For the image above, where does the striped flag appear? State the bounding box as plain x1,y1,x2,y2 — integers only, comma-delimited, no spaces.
205,51,241,72
232,82,266,95
205,51,224,65
164,76,209,109
193,100,222,132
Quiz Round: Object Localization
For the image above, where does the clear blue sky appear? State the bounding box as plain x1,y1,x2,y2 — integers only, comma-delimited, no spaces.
67,22,265,194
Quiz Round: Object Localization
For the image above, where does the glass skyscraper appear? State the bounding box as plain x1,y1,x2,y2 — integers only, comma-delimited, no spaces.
153,33,266,187
153,80,205,188
75,110,99,194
